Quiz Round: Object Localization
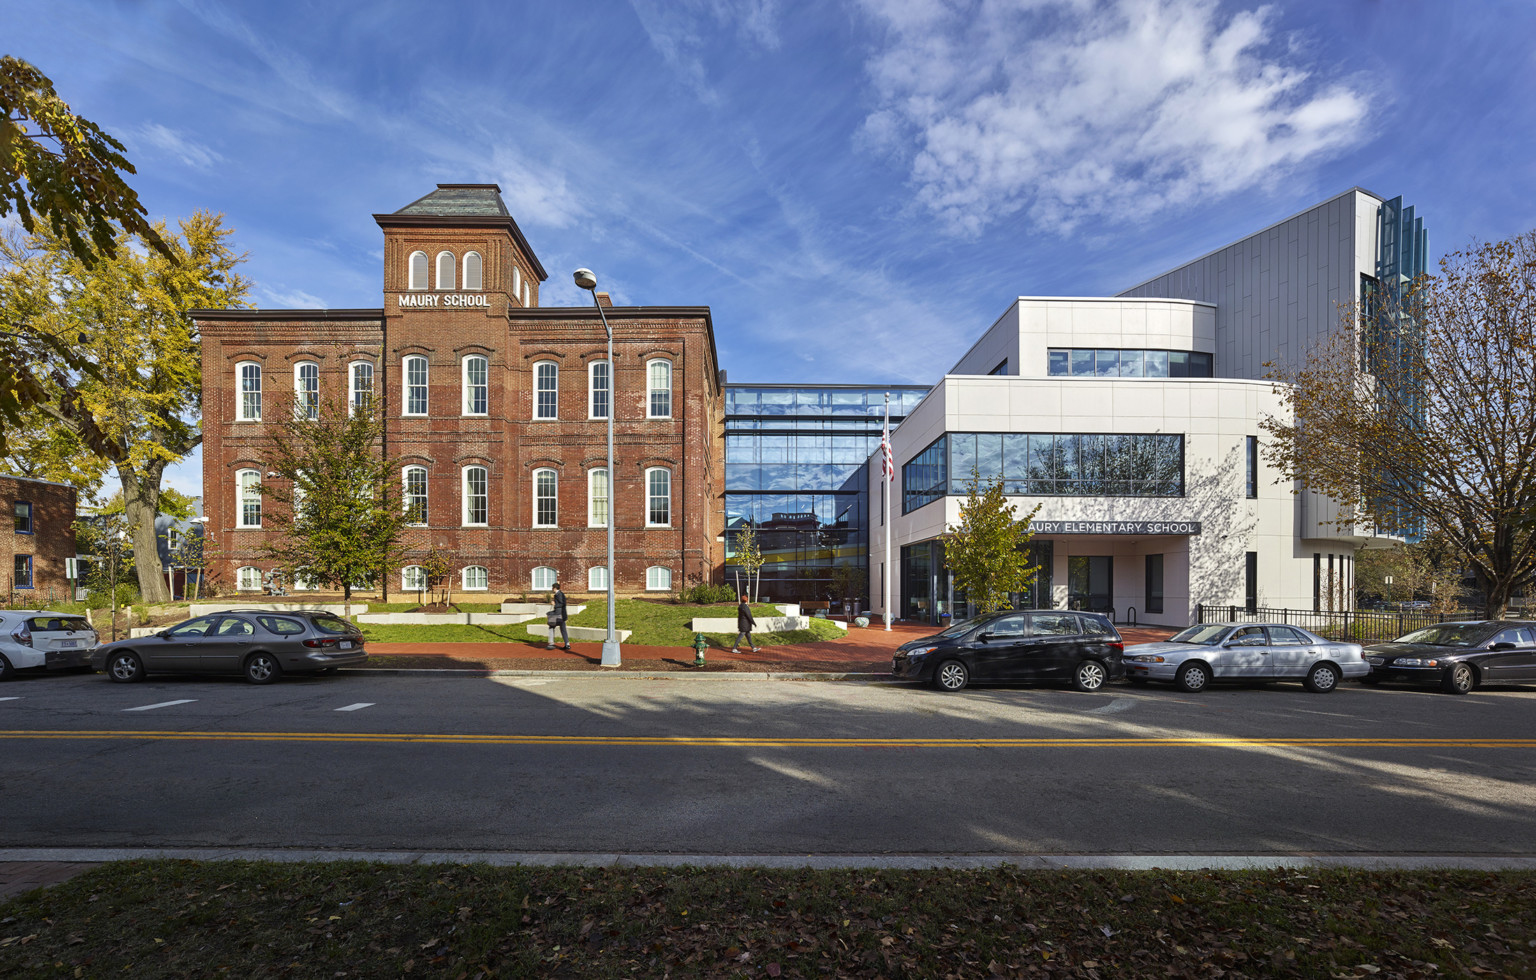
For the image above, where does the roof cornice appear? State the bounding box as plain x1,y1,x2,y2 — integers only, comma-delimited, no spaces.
187,309,384,322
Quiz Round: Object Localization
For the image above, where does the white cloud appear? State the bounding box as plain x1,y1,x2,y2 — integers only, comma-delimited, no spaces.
856,0,1372,235
628,0,783,104
131,123,223,169
488,146,589,230
258,286,326,308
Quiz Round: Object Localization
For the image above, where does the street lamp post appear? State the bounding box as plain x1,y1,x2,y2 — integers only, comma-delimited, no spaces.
573,269,621,667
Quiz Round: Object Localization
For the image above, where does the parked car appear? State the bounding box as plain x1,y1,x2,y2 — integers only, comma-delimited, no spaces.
892,609,1125,692
1362,620,1536,694
1123,622,1367,693
0,611,98,681
92,609,367,684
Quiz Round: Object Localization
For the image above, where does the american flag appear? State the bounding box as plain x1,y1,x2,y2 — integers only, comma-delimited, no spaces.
880,413,894,482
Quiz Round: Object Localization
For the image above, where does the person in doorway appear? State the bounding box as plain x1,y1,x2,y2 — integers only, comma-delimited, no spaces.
547,581,570,651
732,593,759,654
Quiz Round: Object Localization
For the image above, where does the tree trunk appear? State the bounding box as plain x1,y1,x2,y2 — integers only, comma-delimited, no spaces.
119,463,173,604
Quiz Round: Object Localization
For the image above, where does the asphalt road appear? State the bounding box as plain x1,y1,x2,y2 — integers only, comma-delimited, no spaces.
2,669,1534,857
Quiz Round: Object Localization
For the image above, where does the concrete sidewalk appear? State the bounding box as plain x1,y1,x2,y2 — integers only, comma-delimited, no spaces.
0,862,98,901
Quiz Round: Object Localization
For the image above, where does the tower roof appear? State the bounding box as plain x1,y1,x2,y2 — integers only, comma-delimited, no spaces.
393,183,510,217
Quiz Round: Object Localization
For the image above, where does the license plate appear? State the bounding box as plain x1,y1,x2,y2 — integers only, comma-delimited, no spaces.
1366,657,1383,665
59,640,81,649
339,641,353,650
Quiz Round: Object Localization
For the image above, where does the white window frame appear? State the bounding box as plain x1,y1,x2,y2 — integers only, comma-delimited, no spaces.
408,251,429,290
403,355,428,416
348,361,374,416
646,358,672,419
403,465,428,526
645,466,671,527
236,361,262,421
462,251,482,290
587,467,608,528
291,572,316,592
646,566,672,591
533,360,558,420
522,281,530,307
462,565,489,591
532,467,558,528
531,565,556,590
512,266,522,303
588,359,609,420
402,565,426,591
294,360,319,420
435,251,455,290
236,469,262,528
588,566,608,591
462,355,489,416
237,565,262,591
462,465,489,527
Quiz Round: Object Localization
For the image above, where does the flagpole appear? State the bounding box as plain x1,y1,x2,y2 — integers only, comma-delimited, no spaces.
883,392,892,631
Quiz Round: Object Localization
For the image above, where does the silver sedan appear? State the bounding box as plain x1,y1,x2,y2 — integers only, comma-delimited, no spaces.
1124,622,1368,693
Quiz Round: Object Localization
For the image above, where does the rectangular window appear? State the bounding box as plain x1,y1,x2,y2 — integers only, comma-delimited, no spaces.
535,362,558,419
295,362,318,420
14,501,32,534
404,468,428,525
1047,350,1069,376
238,471,262,528
590,361,609,419
648,360,672,418
464,357,488,415
1313,553,1321,612
1245,435,1258,498
588,468,608,527
238,363,262,420
405,357,428,415
13,554,32,589
1246,552,1259,614
589,566,608,591
350,362,373,415
534,470,557,527
464,467,488,526
646,468,671,526
1145,554,1164,615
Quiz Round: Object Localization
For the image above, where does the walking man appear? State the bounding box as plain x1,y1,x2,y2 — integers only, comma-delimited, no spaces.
732,593,759,654
547,581,570,651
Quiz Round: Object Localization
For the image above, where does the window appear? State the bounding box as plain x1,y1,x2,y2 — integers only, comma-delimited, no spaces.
646,565,671,591
1313,553,1321,612
533,360,557,419
1245,551,1259,613
533,468,557,527
988,359,1008,375
463,465,488,526
1145,554,1164,615
237,566,261,591
14,501,31,534
522,281,530,307
462,565,488,591
408,251,429,290
403,355,428,415
294,361,319,420
402,565,426,591
435,251,455,290
1046,348,1213,378
1267,626,1308,645
589,360,609,419
463,355,488,415
290,573,316,592
1030,612,1080,636
403,466,428,525
512,266,522,303
531,565,556,590
588,468,608,527
462,251,482,290
1245,435,1258,498
349,361,374,415
13,554,32,589
257,616,307,635
588,566,608,591
237,362,262,420
236,469,262,528
647,359,672,418
645,467,671,527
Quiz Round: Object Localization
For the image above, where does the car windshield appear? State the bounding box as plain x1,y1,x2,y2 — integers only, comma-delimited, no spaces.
1169,624,1232,645
932,617,978,639
1394,623,1491,647
311,613,359,636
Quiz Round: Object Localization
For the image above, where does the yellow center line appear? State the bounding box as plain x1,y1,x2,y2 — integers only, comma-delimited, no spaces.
2,730,1534,749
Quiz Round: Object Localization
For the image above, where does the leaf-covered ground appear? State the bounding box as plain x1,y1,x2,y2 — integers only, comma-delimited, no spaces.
2,861,1533,978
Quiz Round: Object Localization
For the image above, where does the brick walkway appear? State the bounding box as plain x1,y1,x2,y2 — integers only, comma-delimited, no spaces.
0,862,97,902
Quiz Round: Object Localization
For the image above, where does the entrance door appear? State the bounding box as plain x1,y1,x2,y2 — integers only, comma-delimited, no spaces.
1068,556,1113,614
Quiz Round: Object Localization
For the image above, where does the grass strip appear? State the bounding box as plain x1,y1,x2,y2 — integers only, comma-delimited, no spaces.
2,861,1533,978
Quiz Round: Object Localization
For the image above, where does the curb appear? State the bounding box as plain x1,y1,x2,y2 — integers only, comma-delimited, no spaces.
345,667,897,681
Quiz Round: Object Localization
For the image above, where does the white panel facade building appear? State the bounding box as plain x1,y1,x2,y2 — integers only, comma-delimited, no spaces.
870,188,1427,627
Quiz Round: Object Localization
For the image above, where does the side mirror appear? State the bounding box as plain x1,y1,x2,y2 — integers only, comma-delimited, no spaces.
977,632,992,643
157,631,172,639
1491,641,1516,651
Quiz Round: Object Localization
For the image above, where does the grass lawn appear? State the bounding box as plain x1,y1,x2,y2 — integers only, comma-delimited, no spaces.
2,860,1532,978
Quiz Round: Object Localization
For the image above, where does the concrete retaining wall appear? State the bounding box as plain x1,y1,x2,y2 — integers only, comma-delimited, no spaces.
527,624,633,643
689,616,826,633
355,612,539,626
189,602,366,617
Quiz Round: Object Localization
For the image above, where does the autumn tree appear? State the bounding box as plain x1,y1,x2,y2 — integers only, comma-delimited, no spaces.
941,470,1040,616
1263,231,1536,618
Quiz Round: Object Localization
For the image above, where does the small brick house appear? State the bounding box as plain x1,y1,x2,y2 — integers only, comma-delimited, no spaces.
193,184,725,597
0,474,77,602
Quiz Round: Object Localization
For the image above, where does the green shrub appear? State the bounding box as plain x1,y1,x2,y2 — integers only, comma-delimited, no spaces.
678,583,737,604
88,581,141,610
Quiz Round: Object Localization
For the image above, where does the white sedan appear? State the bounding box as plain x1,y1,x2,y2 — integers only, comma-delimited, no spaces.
1124,622,1368,693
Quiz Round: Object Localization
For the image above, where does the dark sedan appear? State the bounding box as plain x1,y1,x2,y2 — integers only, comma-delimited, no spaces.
92,609,367,684
892,609,1125,692
1362,620,1536,694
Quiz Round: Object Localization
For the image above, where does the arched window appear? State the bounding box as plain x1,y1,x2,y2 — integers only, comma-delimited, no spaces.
236,361,262,421
533,468,557,527
588,359,609,419
403,355,428,415
408,251,429,290
462,251,482,290
349,361,374,415
236,469,262,528
294,361,319,420
646,566,672,591
531,565,556,590
402,565,426,591
645,467,671,527
463,465,488,526
533,360,558,419
237,566,262,591
512,266,522,302
403,466,428,526
291,572,316,591
588,566,608,591
647,358,672,418
462,565,488,591
435,251,455,290
463,355,488,416
587,467,608,527
522,281,531,307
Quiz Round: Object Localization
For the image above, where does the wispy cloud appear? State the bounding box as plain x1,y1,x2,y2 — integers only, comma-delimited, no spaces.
258,285,327,308
856,0,1372,236
130,123,224,169
628,0,783,104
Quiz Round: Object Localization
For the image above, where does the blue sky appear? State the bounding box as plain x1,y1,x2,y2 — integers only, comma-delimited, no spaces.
8,0,1535,499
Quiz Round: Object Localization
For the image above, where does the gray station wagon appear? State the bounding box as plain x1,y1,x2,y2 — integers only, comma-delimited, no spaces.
92,609,367,684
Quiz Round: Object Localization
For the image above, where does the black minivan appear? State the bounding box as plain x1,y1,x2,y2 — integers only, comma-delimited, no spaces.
892,609,1125,692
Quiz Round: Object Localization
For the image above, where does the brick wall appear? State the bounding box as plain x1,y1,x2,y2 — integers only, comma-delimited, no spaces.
0,475,77,601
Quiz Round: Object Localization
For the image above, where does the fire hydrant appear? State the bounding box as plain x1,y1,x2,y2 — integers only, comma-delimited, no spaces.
692,632,709,667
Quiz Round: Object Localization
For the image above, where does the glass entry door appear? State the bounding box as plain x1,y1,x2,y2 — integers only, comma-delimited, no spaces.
1068,556,1113,614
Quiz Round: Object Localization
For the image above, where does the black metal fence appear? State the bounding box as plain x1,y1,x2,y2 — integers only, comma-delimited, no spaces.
1195,604,1483,644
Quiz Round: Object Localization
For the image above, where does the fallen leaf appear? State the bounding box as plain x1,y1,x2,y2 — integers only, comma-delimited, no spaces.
767,964,781,977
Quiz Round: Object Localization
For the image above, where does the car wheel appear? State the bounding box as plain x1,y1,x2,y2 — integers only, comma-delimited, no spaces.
1304,662,1340,693
1441,662,1475,695
1175,662,1211,694
0,653,11,682
934,660,969,692
244,652,282,685
106,651,145,683
1073,660,1108,692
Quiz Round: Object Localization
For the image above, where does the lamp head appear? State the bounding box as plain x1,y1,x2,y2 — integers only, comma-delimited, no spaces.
573,268,597,291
